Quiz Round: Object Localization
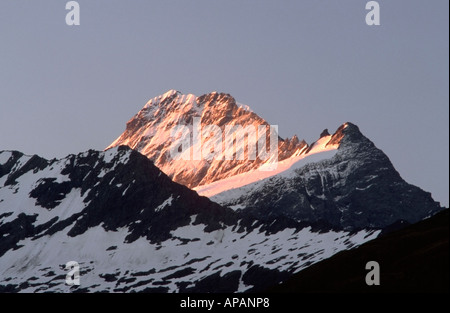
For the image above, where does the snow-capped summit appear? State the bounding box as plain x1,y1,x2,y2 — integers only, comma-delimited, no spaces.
107,90,307,188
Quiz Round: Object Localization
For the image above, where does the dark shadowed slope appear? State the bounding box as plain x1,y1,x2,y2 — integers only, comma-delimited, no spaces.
268,209,449,293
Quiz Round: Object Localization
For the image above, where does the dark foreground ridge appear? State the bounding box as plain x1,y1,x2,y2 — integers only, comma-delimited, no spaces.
267,209,449,293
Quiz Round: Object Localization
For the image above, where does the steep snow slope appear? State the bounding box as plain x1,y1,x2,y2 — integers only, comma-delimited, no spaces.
195,143,338,198
0,214,379,293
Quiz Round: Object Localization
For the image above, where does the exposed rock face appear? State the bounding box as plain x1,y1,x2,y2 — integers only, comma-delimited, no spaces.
107,90,306,188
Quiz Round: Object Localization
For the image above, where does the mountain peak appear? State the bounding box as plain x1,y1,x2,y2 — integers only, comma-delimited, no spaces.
107,91,348,188
198,92,237,108
144,89,179,107
320,129,330,138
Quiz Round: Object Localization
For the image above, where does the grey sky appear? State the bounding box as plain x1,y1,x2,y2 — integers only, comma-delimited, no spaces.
0,0,448,207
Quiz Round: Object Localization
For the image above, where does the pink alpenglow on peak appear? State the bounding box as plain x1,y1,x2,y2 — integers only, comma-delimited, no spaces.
107,90,346,189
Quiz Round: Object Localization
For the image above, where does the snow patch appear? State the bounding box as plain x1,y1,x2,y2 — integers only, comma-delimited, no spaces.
155,195,174,212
